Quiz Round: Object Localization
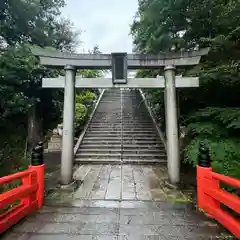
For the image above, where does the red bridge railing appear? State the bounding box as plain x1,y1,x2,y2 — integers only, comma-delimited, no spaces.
197,142,240,238
0,142,44,234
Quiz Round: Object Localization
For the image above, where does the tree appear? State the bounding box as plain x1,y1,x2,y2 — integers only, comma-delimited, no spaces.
131,0,240,178
0,0,80,174
0,0,65,46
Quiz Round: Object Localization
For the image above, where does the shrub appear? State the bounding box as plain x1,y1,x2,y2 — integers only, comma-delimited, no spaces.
74,90,97,136
75,103,87,134
76,91,97,106
184,107,240,180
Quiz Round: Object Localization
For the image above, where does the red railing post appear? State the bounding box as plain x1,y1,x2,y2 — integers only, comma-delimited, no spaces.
197,166,220,217
197,141,220,216
30,164,44,209
21,171,37,207
30,141,45,209
197,165,210,211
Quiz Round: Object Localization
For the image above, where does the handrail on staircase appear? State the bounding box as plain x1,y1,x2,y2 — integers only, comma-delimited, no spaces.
139,89,167,151
74,89,105,156
197,141,240,238
0,142,45,234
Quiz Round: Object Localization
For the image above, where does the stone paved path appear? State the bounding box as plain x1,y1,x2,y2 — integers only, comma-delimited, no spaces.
3,164,228,240
1,88,229,239
4,200,223,239
73,164,188,202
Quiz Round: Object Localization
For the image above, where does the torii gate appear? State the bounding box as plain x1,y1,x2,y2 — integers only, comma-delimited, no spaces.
32,48,209,186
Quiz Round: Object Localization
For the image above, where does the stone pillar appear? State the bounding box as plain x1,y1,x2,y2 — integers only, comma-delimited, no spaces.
164,65,180,184
61,65,76,185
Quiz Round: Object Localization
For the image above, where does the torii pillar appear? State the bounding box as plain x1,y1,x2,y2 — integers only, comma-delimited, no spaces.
61,65,76,185
164,65,179,184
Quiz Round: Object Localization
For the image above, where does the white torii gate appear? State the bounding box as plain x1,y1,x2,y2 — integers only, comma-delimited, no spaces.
32,48,209,186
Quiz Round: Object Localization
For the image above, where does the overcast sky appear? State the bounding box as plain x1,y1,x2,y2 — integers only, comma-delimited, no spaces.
61,0,138,54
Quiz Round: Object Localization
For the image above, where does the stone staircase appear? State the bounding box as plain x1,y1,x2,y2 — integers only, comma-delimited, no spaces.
75,88,167,164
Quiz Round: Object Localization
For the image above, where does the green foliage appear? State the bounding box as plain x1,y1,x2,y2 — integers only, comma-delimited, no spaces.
0,0,80,175
75,103,87,133
74,90,97,136
0,0,78,51
0,116,28,177
132,0,240,181
184,107,240,179
79,69,102,78
75,91,97,106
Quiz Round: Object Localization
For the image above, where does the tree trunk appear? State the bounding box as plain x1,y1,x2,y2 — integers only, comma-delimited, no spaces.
27,103,42,153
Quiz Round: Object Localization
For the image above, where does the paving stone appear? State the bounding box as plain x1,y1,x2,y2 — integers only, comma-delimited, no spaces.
1,233,30,240
73,164,178,202
29,235,118,240
118,235,182,240
26,212,119,223
13,222,118,235
40,206,119,215
119,225,158,235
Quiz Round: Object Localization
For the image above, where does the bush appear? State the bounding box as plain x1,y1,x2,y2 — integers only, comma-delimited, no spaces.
0,121,28,177
74,90,97,136
75,103,87,134
184,107,240,180
75,91,97,106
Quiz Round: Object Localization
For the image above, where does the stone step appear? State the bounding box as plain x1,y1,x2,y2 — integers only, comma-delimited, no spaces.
87,129,121,131
122,126,155,128
83,137,160,141
83,137,121,140
123,141,163,145
89,124,121,126
123,137,160,140
89,125,155,128
122,120,153,122
92,119,152,122
76,152,166,159
79,144,121,149
81,140,162,144
122,153,166,158
82,140,122,144
86,132,121,135
78,144,164,150
87,128,156,131
76,153,121,158
75,158,121,164
123,146,165,151
77,149,122,154
121,159,166,164
90,121,152,124
85,132,158,137
75,158,166,164
121,117,151,119
122,130,156,132
77,148,165,154
91,121,122,124
86,130,157,134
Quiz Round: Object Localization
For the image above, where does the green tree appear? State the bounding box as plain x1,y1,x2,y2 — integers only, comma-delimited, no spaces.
131,0,240,178
0,0,79,175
